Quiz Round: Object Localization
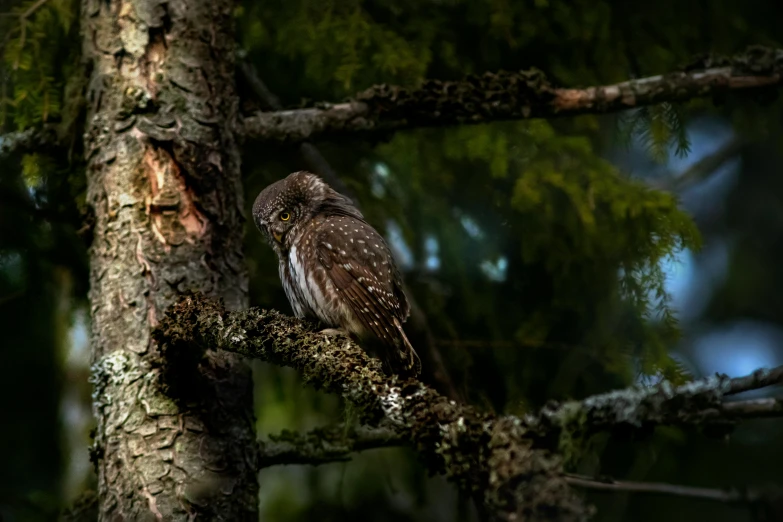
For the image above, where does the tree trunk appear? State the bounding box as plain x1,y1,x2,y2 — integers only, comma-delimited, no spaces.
82,0,258,519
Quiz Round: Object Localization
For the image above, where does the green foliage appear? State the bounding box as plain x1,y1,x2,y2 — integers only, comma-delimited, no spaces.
617,104,691,162
1,0,78,129
369,119,700,392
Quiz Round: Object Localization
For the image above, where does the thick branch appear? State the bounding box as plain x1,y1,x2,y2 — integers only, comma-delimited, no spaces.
260,425,403,468
154,295,588,522
242,47,783,143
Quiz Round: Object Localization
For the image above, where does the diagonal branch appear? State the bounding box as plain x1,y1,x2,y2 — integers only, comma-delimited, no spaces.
238,61,355,201
653,136,747,192
726,365,783,395
563,473,778,508
241,47,783,144
154,295,783,519
153,294,588,522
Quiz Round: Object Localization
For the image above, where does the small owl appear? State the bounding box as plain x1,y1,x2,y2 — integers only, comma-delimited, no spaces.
252,171,421,377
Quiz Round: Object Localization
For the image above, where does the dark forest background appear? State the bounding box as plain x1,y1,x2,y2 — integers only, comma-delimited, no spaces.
1,1,782,520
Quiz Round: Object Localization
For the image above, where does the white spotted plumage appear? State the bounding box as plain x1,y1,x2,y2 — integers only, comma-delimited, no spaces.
253,171,421,376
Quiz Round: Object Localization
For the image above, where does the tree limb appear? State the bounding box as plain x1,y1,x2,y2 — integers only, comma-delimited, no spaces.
719,397,783,418
154,294,588,522
563,473,773,507
260,425,403,468
727,365,783,395
524,366,783,446
154,295,783,519
255,398,782,470
242,47,783,144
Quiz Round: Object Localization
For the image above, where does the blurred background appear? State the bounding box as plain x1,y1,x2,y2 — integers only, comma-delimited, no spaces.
1,1,783,521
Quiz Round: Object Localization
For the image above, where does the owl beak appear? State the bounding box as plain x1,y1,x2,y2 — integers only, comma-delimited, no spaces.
272,231,283,244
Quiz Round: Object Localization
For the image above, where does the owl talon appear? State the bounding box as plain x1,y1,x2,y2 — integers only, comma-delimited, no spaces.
320,328,346,338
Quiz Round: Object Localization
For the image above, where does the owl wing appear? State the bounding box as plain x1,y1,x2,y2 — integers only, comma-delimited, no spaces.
315,216,419,375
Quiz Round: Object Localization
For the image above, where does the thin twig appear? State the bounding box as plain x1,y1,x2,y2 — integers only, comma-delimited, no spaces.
654,136,746,192
564,473,762,505
238,60,354,201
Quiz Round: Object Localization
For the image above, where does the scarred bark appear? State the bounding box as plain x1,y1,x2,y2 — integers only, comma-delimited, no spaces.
82,0,258,520
242,46,783,143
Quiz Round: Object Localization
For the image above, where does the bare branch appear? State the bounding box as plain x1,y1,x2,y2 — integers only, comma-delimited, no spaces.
242,47,783,144
654,136,746,192
260,425,403,468
564,473,767,505
154,294,588,522
720,397,783,418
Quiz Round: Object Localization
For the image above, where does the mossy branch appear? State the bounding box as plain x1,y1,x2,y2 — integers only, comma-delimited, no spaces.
241,46,782,143
153,294,588,522
260,425,403,468
524,366,783,447
153,294,783,520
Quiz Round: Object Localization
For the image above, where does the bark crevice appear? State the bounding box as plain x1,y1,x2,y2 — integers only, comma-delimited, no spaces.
83,0,257,520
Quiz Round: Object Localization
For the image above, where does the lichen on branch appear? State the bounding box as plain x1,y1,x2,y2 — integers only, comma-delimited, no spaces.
154,294,783,521
153,294,587,522
241,46,783,143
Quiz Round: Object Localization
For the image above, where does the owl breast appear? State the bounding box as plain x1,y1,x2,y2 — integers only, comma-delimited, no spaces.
280,222,352,329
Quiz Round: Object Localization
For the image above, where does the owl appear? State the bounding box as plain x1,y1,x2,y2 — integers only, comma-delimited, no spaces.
252,171,421,377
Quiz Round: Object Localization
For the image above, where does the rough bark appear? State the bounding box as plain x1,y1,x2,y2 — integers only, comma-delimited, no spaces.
155,295,591,522
242,46,783,144
82,0,258,520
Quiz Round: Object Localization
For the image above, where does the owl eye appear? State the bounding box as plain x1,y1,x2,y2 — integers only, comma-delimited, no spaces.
279,211,291,222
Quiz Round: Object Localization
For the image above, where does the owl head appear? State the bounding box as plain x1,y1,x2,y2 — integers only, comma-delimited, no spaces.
252,171,362,254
